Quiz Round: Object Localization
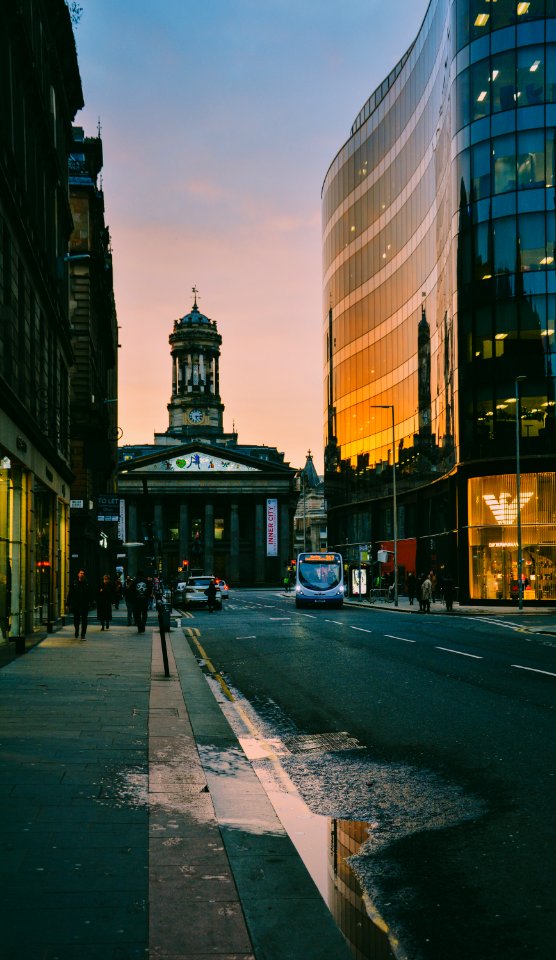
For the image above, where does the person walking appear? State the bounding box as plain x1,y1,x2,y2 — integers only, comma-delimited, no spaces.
443,576,455,612
407,571,417,606
129,571,151,633
67,569,93,640
97,574,114,631
206,577,218,613
124,576,135,626
421,574,432,613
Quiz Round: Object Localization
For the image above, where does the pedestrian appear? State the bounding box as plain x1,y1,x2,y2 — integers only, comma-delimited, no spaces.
129,570,151,633
67,569,93,640
283,574,290,593
421,574,432,613
407,571,417,606
113,576,122,610
443,576,455,612
124,576,135,625
206,577,218,613
97,574,114,630
430,570,438,602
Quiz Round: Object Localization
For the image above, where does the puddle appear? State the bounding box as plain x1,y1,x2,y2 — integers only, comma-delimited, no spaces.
250,754,398,960
212,687,402,959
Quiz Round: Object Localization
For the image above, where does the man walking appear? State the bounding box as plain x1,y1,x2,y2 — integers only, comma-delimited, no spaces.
67,569,93,640
129,571,151,633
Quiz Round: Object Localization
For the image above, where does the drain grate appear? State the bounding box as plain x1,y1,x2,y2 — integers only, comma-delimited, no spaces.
281,731,364,754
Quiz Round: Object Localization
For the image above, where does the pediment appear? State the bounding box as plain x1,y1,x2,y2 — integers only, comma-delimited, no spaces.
122,449,260,474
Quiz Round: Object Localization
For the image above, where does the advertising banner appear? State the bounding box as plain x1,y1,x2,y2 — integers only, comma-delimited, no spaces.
266,498,278,556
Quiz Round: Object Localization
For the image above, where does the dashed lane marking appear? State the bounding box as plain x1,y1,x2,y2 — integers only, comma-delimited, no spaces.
325,619,343,625
385,634,416,643
511,664,556,678
350,626,372,634
436,646,483,659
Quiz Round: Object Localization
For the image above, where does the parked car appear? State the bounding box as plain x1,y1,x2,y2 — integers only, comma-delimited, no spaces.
180,576,222,610
215,578,229,599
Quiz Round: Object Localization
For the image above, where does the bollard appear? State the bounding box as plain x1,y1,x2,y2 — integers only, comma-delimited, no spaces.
156,601,170,677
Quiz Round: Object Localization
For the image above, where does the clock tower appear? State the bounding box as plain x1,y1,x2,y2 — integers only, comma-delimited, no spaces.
164,291,226,440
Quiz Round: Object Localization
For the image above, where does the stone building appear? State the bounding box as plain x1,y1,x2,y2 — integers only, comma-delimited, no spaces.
118,296,298,586
0,1,83,659
67,127,119,585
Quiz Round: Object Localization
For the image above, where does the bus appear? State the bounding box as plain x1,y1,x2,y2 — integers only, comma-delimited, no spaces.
295,551,344,609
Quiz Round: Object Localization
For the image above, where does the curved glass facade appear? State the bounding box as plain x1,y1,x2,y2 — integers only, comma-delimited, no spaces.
323,0,556,602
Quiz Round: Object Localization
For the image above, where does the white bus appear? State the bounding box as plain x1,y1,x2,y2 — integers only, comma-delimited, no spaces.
295,551,344,609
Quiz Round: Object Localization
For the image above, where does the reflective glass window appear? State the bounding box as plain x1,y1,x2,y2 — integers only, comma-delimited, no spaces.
491,0,518,31
470,59,491,120
494,216,517,274
493,133,517,192
474,222,492,278
546,129,556,186
546,44,556,102
517,45,545,106
491,49,517,112
471,140,491,199
519,211,547,269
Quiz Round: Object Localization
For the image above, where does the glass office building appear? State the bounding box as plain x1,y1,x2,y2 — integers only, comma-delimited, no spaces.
323,0,556,603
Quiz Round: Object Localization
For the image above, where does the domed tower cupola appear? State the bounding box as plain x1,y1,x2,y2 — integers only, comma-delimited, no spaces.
166,288,225,438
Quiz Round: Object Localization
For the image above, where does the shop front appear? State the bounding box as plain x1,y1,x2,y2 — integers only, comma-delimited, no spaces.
468,473,556,602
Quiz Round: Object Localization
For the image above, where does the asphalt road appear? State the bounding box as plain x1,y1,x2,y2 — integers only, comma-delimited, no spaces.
179,590,556,960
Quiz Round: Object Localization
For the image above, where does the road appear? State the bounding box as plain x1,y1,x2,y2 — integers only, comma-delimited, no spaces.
178,590,556,960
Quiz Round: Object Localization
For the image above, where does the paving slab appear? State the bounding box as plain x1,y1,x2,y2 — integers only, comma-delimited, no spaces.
0,607,352,960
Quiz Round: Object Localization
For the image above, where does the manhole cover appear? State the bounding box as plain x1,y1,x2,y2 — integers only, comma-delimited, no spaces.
282,732,363,754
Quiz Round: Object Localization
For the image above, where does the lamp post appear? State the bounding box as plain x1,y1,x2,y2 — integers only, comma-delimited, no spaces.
371,404,398,606
515,376,526,610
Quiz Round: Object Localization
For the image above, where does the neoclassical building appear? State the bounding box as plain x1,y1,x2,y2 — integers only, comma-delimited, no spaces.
323,0,556,603
118,296,298,586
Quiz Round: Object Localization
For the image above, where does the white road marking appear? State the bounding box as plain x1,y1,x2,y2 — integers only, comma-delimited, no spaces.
236,635,256,640
511,664,556,678
351,626,372,633
436,646,483,659
269,617,291,621
460,616,524,632
325,619,343,625
301,614,317,618
385,634,416,643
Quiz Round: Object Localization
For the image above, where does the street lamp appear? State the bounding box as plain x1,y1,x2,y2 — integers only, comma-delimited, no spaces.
515,376,526,610
371,404,398,606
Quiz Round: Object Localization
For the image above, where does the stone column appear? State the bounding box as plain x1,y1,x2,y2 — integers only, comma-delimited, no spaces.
230,502,240,584
128,501,138,542
279,498,290,573
153,502,163,570
204,502,214,573
255,501,265,583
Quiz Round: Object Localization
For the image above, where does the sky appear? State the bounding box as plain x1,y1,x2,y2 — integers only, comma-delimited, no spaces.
73,0,426,472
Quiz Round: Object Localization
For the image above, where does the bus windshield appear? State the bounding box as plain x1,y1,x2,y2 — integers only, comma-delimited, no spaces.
298,557,342,592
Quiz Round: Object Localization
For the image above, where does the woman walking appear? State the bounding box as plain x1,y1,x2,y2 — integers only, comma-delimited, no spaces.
97,574,114,631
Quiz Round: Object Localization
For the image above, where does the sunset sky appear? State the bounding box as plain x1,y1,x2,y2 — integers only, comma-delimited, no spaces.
73,0,424,472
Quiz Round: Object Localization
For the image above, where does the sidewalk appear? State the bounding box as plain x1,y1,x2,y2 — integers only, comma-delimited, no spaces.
0,606,352,960
343,592,556,623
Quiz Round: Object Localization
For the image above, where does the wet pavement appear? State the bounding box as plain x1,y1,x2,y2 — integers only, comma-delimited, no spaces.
0,605,352,960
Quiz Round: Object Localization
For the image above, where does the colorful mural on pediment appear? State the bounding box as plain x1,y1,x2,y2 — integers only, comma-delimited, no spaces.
142,452,259,473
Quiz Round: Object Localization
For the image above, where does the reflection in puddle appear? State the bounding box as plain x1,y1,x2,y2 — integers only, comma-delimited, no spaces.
238,735,399,960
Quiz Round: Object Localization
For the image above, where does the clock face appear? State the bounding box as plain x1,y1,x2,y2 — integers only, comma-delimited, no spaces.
188,409,204,424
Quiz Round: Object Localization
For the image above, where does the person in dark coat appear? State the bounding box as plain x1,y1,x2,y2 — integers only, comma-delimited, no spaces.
406,571,417,606
128,571,152,633
67,569,93,640
206,578,218,613
97,574,115,630
443,576,455,612
124,576,135,626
